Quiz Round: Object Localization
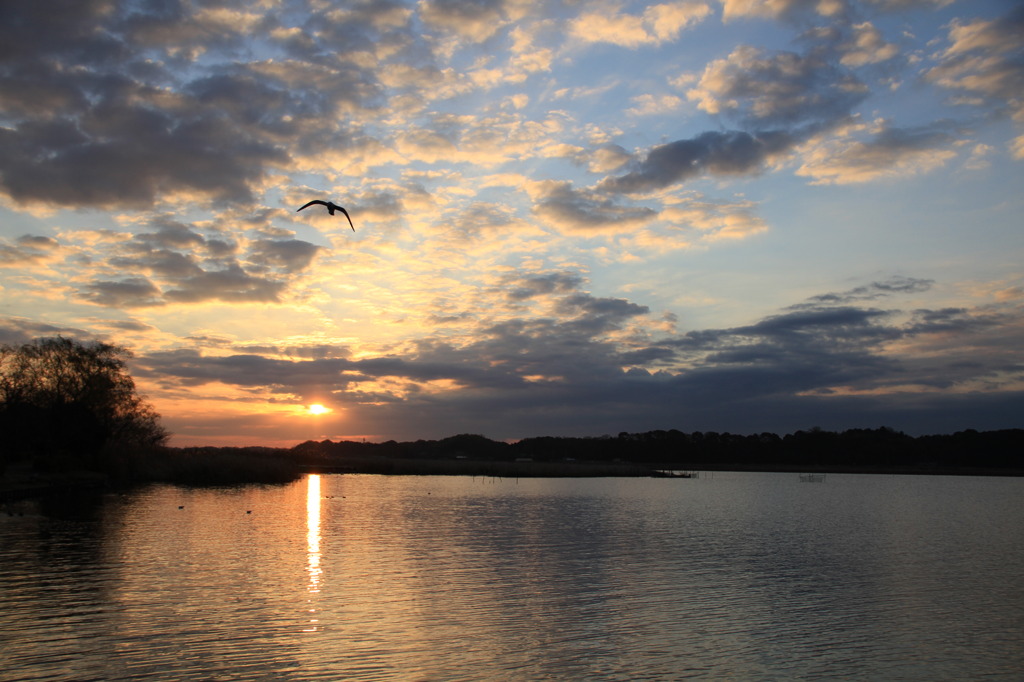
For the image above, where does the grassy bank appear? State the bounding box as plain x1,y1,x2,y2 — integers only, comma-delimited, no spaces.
0,451,650,501
2,447,305,503
137,448,304,486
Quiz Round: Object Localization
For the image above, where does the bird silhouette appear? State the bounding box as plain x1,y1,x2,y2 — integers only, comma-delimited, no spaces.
297,200,355,231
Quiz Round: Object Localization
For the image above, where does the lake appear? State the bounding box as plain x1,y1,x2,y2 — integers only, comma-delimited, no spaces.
2,472,1022,680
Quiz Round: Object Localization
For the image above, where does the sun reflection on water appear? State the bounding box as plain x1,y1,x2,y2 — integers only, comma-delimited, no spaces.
305,474,322,632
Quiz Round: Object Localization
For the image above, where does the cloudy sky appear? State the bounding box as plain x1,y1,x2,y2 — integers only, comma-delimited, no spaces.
1,0,1022,446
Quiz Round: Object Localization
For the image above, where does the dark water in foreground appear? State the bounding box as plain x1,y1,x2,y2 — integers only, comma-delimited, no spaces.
2,472,1022,680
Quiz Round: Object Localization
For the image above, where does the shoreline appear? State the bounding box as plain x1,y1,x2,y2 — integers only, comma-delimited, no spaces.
301,459,1024,479
5,459,1022,505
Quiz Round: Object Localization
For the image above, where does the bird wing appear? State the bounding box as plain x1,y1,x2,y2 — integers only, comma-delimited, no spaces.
297,200,329,212
338,206,355,231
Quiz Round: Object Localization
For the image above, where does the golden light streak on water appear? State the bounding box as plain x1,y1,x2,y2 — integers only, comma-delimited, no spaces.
305,474,322,632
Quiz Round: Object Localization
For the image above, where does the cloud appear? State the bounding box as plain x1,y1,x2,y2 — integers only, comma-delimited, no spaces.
570,2,711,48
719,0,953,21
0,317,92,346
964,143,994,170
339,189,405,224
139,350,355,391
659,195,769,242
660,297,1020,403
0,235,61,266
445,202,528,241
0,82,289,208
926,7,1024,122
839,22,900,67
796,277,934,307
531,181,658,231
139,345,527,397
796,120,958,184
586,144,633,173
627,94,684,117
0,0,409,210
866,1,954,8
58,216,324,307
645,2,714,41
167,266,289,304
83,277,165,308
600,130,794,194
248,240,321,274
620,32,939,193
91,318,157,333
669,307,900,373
1013,135,1024,160
505,272,585,301
110,249,203,280
719,0,846,21
418,0,515,42
0,2,123,75
686,45,867,127
137,219,209,250
393,110,569,167
938,8,1023,57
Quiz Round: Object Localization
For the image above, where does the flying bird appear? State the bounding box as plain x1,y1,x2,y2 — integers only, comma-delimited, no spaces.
297,200,355,231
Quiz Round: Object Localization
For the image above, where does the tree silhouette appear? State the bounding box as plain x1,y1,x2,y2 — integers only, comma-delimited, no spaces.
0,337,168,472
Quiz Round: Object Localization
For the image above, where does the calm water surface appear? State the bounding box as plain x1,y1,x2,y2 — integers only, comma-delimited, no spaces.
2,472,1022,680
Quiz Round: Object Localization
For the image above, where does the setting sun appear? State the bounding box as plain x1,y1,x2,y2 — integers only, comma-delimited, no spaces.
307,404,330,415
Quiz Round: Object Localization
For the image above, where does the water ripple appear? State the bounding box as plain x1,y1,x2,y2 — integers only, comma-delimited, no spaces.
2,473,1023,680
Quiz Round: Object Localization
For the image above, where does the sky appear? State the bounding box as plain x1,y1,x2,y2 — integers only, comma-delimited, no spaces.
1,0,1022,447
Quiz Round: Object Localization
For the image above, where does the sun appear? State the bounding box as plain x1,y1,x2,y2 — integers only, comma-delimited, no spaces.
307,404,331,415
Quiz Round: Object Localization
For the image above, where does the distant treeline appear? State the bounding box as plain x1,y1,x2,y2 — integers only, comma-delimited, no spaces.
8,427,1021,500
288,427,1024,474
